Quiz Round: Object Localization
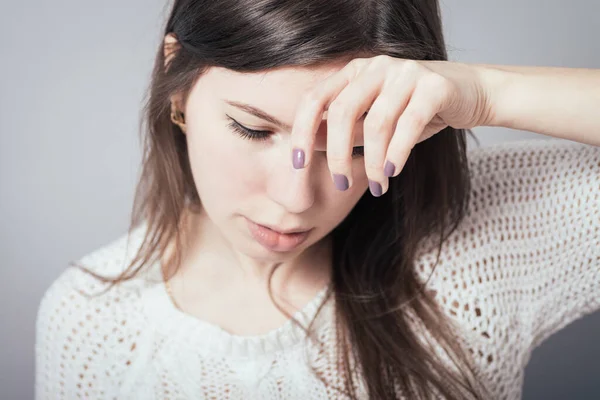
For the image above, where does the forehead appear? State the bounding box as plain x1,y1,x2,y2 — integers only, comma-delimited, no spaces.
204,62,345,91
194,62,347,120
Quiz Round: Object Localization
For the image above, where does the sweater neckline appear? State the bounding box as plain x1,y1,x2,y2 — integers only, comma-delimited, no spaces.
141,258,334,359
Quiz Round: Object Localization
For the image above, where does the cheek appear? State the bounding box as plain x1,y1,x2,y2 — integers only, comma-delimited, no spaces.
318,159,368,224
186,129,264,211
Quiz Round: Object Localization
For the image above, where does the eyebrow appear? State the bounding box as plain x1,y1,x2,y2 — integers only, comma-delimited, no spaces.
224,99,367,131
224,100,294,131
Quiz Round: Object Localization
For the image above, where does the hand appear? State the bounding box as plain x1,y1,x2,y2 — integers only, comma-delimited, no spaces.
289,55,493,196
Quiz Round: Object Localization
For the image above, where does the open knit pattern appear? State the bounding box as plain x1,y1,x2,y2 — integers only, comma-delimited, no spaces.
35,138,600,399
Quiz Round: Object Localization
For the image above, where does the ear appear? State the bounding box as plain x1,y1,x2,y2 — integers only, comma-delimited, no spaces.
170,92,185,114
163,33,180,70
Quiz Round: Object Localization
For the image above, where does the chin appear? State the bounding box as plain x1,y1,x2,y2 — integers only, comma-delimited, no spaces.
249,241,303,259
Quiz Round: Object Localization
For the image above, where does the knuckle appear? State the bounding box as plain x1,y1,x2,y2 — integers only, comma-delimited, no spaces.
368,54,391,70
349,57,368,69
301,91,323,111
405,108,428,130
423,72,449,92
402,59,421,74
389,74,408,87
373,54,390,61
378,54,393,63
327,154,352,171
363,114,387,135
328,99,353,122
364,158,383,174
363,100,394,134
388,141,413,161
362,146,385,172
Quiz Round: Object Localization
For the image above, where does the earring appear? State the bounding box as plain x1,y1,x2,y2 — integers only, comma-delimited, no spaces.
170,104,187,133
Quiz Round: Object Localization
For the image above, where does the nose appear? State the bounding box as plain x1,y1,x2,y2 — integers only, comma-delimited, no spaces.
266,154,316,214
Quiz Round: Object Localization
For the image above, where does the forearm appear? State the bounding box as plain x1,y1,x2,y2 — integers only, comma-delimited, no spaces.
478,64,600,146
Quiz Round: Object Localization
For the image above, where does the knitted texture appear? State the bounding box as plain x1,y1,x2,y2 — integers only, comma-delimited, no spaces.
35,138,600,399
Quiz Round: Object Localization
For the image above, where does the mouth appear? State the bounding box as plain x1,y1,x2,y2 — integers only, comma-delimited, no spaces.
244,217,313,252
258,223,311,235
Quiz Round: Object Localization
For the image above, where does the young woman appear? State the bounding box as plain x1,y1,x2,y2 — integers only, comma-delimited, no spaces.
35,0,600,399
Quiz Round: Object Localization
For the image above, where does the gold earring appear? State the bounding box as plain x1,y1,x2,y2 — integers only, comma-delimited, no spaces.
170,105,187,133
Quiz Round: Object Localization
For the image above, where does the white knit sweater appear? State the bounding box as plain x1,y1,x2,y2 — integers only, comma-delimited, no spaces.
35,138,600,400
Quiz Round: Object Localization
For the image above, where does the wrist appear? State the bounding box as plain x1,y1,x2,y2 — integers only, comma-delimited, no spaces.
474,63,515,128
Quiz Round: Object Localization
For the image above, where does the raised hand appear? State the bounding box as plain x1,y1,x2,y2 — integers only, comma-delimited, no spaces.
290,55,493,196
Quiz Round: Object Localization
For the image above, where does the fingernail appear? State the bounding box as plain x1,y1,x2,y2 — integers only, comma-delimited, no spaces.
333,174,349,191
292,148,305,169
369,180,382,197
384,160,395,177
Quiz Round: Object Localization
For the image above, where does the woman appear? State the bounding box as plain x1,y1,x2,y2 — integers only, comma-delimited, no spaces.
35,0,599,399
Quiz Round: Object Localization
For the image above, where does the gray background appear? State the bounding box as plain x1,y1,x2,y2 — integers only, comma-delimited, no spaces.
1,0,598,398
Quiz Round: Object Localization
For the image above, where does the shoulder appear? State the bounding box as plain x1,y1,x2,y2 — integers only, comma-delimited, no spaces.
466,137,598,182
36,221,155,329
458,137,599,230
415,138,600,369
421,138,600,292
71,221,154,280
35,222,157,397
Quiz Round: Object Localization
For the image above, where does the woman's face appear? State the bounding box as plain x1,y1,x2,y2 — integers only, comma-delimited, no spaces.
181,63,369,261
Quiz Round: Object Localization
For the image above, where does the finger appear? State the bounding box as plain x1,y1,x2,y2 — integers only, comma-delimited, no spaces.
314,112,367,152
290,59,364,170
384,75,447,180
325,70,382,190
362,80,415,197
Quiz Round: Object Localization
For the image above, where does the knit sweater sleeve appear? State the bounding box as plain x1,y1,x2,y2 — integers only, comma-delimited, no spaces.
466,138,600,350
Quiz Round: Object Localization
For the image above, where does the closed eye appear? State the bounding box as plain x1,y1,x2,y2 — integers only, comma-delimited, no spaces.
226,115,364,157
226,116,271,141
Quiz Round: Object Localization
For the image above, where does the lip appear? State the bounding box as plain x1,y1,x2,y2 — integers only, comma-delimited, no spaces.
245,217,312,252
257,223,311,235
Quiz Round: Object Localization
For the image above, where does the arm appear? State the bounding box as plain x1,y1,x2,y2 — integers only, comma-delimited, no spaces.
479,64,600,146
446,139,600,364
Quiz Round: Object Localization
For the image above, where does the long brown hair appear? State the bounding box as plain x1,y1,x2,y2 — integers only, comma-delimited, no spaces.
75,0,490,398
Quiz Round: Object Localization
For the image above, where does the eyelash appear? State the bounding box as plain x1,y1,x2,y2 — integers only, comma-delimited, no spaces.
225,116,364,158
226,117,271,141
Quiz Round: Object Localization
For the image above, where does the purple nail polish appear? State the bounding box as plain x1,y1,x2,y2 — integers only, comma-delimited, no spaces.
292,148,305,169
384,160,395,177
369,180,382,197
333,174,349,191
